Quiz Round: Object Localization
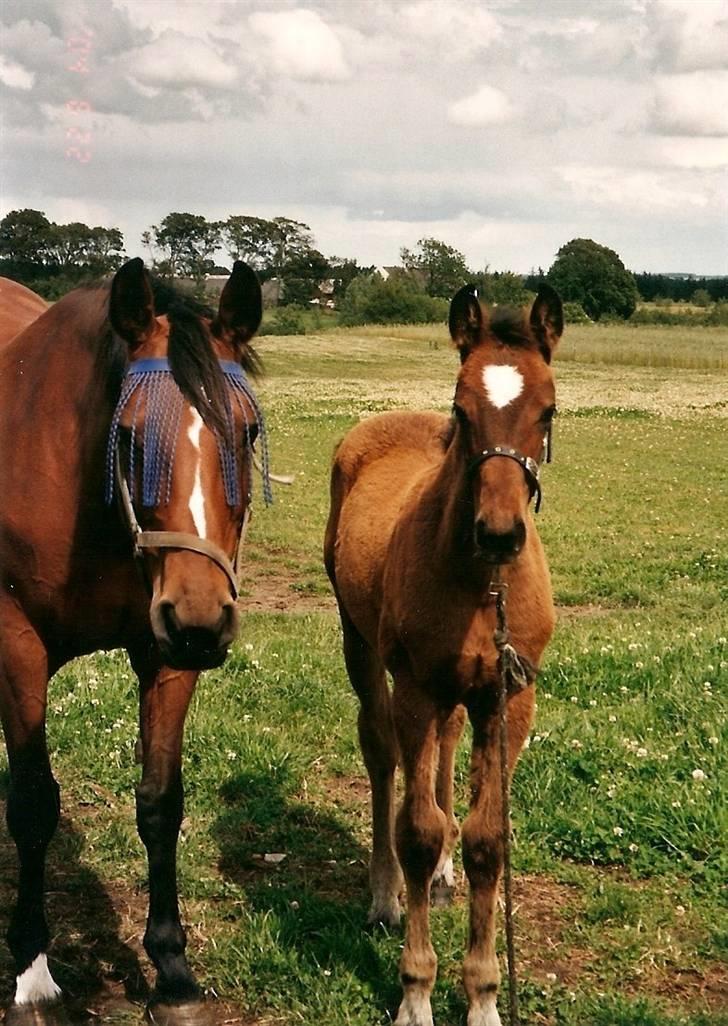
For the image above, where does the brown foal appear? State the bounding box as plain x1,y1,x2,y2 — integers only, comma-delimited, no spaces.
325,284,563,1026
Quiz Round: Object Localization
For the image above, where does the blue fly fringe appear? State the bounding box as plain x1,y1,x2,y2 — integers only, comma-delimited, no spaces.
105,358,272,508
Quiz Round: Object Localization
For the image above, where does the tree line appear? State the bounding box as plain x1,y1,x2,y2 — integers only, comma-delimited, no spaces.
1,208,726,323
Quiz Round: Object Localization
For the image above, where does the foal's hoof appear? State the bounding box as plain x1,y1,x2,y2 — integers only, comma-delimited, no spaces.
146,999,217,1026
4,1002,71,1026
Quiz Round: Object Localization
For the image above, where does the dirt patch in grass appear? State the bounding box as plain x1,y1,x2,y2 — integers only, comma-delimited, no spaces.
239,575,335,614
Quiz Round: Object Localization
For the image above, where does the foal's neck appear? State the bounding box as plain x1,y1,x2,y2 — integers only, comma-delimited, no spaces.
431,433,494,595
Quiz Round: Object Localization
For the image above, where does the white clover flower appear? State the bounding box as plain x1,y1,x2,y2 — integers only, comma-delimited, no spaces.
636,747,648,758
613,826,624,837
708,736,718,746
675,905,686,916
570,739,583,750
570,696,579,703
589,700,597,707
628,843,639,853
692,769,706,781
608,715,617,723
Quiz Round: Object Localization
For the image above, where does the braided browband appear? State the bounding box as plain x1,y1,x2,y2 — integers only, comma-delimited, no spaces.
105,357,272,509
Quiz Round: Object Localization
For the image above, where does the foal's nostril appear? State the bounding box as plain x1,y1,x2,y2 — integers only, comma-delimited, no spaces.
474,518,526,560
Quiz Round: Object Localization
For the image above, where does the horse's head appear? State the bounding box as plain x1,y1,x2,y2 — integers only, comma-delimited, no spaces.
449,283,563,564
108,258,265,669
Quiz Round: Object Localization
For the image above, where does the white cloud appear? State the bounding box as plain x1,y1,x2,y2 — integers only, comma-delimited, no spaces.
124,31,237,90
448,84,513,127
652,71,728,136
248,9,350,82
399,1,502,51
651,0,728,71
0,54,35,90
659,137,728,169
557,165,709,212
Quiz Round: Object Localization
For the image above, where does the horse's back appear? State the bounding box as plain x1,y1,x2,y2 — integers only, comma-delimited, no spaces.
326,410,448,641
0,278,48,347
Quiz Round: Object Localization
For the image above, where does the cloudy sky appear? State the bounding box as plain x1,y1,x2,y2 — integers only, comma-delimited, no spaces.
1,0,727,274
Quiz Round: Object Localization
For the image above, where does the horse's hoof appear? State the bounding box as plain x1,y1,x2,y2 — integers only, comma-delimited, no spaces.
146,999,217,1026
4,1002,71,1026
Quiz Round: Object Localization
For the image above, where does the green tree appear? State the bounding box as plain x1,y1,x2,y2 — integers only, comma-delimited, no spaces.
339,271,447,325
400,237,471,298
691,288,711,308
220,215,276,271
280,248,330,306
148,213,221,279
547,238,639,320
0,208,54,268
476,270,533,307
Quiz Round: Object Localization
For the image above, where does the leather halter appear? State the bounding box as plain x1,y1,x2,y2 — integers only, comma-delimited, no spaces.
115,451,244,599
468,427,552,514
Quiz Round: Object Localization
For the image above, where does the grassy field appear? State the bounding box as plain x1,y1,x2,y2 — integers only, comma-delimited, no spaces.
1,321,726,1026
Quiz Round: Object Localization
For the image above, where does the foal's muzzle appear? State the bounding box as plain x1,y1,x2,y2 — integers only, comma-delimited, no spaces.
474,517,526,563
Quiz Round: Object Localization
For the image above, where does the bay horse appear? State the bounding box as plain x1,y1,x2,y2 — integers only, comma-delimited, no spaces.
0,259,267,1026
324,284,563,1026
0,278,48,344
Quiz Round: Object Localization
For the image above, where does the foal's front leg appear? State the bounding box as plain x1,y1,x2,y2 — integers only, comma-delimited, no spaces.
392,681,446,1026
461,685,534,1026
130,649,207,1024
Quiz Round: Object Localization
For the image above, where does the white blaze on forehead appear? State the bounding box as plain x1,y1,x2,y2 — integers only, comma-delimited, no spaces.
482,364,524,408
15,955,62,1005
187,408,207,538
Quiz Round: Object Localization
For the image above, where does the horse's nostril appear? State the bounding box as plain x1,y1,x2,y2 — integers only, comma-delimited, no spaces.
161,600,180,641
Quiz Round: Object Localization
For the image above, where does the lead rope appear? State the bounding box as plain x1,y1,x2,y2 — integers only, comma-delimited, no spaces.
489,571,531,1026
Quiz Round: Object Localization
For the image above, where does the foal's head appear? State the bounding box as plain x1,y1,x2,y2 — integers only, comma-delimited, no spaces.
108,258,264,669
449,284,563,563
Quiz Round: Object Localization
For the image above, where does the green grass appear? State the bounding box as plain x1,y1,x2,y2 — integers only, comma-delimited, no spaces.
1,322,727,1024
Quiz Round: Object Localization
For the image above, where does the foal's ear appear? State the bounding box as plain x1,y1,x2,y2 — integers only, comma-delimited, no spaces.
449,284,483,363
109,258,155,349
214,261,262,351
529,283,563,362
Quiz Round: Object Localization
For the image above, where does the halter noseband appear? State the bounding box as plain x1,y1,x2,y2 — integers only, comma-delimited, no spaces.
468,426,553,514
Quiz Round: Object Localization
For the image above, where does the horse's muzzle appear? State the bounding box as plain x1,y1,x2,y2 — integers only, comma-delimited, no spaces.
153,600,237,670
474,517,526,563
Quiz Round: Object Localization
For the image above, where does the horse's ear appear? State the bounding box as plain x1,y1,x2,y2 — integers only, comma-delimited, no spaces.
109,258,155,350
529,283,563,363
449,285,483,363
214,261,262,351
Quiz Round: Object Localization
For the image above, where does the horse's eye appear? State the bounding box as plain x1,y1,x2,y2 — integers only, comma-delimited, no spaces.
540,405,557,424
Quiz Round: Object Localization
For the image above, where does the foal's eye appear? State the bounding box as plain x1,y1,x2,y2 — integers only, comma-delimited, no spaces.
540,405,557,425
453,404,468,427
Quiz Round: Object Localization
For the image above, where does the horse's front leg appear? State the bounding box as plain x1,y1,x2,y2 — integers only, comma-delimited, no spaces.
0,610,67,1025
130,648,209,1025
432,704,466,905
392,680,446,1026
461,684,534,1026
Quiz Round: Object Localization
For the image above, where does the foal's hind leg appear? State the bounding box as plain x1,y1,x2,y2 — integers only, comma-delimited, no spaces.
341,610,403,927
432,705,466,906
129,648,210,1024
0,611,64,1021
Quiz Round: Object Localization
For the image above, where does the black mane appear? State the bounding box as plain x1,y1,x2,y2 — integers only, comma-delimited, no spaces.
87,275,260,439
